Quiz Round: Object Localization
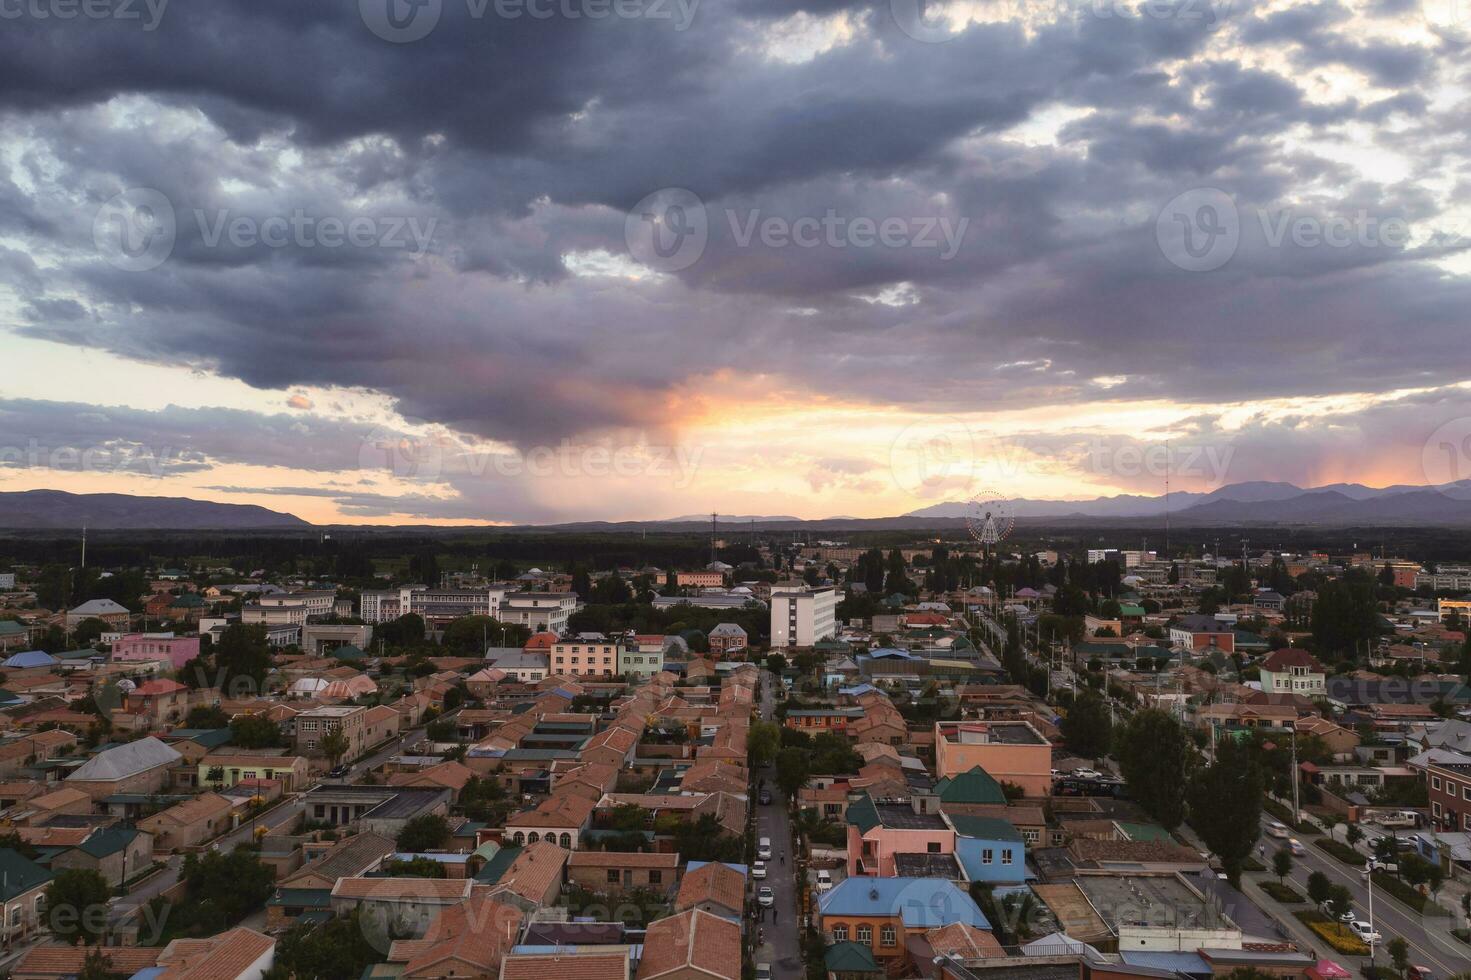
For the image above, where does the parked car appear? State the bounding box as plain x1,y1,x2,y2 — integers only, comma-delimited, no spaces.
757,837,772,860
1072,768,1102,779
328,764,350,778
757,886,775,908
816,870,833,892
1350,921,1382,944
1265,821,1290,839
759,790,772,805
752,861,767,880
1362,859,1398,877
756,966,772,980
1320,901,1355,923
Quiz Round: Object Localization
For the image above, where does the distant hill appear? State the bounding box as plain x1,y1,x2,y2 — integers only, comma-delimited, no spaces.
0,490,310,529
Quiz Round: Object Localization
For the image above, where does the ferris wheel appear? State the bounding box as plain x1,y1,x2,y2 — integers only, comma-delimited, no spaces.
964,490,1015,553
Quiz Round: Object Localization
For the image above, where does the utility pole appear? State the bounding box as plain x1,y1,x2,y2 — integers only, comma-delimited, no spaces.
1291,730,1301,821
81,526,86,570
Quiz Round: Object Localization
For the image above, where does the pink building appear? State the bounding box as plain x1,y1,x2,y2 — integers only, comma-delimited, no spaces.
844,794,955,877
934,721,1053,797
112,633,200,669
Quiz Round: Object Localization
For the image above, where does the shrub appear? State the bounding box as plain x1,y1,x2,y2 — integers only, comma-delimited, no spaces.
1293,910,1369,955
1259,881,1304,903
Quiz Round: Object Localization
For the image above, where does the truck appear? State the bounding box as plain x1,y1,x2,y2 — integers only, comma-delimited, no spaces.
1366,809,1418,828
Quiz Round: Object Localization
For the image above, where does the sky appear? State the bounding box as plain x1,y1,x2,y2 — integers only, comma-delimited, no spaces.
1,0,1470,525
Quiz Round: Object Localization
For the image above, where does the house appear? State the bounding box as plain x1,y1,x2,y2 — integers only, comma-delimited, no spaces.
483,840,570,910
50,826,154,886
706,624,748,655
200,752,310,793
11,945,161,980
0,849,53,946
66,599,130,630
566,851,679,894
950,816,1026,884
846,794,955,878
119,678,191,729
1258,649,1326,696
672,861,745,920
112,633,201,669
933,721,1052,796
817,878,990,976
388,895,523,979
154,926,275,980
1168,615,1236,653
139,792,237,851
66,736,182,800
505,792,595,849
550,636,626,679
502,951,630,980
294,704,368,762
330,877,473,937
635,909,741,980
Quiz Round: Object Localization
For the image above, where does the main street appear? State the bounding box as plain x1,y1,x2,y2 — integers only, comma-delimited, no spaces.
1260,822,1471,975
757,669,802,980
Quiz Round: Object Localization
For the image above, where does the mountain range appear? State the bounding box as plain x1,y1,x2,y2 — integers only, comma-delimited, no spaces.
0,490,310,530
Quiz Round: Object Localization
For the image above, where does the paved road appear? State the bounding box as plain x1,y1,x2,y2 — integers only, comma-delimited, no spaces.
756,670,802,980
1260,824,1471,975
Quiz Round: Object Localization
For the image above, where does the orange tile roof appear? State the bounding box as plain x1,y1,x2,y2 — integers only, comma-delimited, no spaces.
156,927,274,980
673,862,744,914
331,877,472,902
15,944,161,977
568,851,680,869
491,840,568,905
636,910,740,980
502,952,630,980
925,923,1005,959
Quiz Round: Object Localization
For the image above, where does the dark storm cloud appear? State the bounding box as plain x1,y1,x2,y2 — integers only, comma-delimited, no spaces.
0,0,1467,459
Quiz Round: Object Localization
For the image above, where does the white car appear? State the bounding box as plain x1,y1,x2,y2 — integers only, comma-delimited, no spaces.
1288,838,1305,856
1320,901,1355,923
1265,821,1290,839
752,861,767,880
757,837,772,860
1072,768,1102,779
755,966,772,980
757,886,775,908
815,870,833,892
1350,921,1382,944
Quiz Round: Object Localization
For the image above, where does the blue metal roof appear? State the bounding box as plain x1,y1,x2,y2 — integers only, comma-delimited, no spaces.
817,877,988,930
1121,951,1211,975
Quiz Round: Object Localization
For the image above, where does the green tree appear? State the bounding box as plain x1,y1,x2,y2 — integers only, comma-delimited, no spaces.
229,714,283,749
1060,691,1112,759
78,947,128,980
1326,884,1354,934
1346,824,1364,847
1388,937,1410,978
268,908,385,980
320,729,350,768
1188,738,1263,886
1306,871,1331,906
775,747,810,799
185,705,230,729
396,814,451,852
1273,848,1293,883
748,720,781,768
381,857,448,878
72,617,109,647
1118,709,1191,828
45,869,112,944
765,654,787,675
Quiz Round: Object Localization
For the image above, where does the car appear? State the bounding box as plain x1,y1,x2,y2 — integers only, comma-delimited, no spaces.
759,791,772,805
1362,859,1398,877
1265,821,1290,839
1350,921,1382,944
757,886,775,908
1288,838,1305,856
1320,900,1355,923
1072,768,1102,779
755,966,773,980
757,837,772,860
1408,967,1434,980
328,764,350,778
816,870,833,892
1050,768,1062,778
752,861,767,879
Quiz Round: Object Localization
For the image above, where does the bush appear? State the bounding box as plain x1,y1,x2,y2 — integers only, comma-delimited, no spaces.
1312,838,1363,867
1368,871,1449,915
1259,881,1304,903
1293,910,1369,955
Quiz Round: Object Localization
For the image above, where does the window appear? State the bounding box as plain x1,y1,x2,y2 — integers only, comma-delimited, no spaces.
1433,776,1443,790
528,832,540,844
1462,784,1470,802
1001,850,1014,865
1434,802,1442,816
982,849,993,865
880,925,896,947
856,925,872,944
514,833,526,844
649,870,662,884
608,870,620,883
1023,829,1040,844
833,926,848,942
560,833,572,848
926,842,941,854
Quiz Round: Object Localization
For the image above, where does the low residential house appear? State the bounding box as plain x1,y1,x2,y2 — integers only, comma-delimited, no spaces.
483,840,569,911
49,826,153,886
0,849,53,946
362,704,400,747
501,951,630,980
0,729,77,779
139,792,236,851
199,752,309,793
846,794,955,878
386,895,523,980
11,945,161,980
113,633,201,669
817,877,991,977
1168,615,1236,652
567,851,679,894
950,815,1026,884
1259,648,1326,696
672,860,745,920
505,792,595,849
706,624,747,655
154,926,275,980
269,832,396,929
66,736,182,801
330,877,473,937
294,704,368,762
119,679,191,729
65,599,130,630
635,909,741,980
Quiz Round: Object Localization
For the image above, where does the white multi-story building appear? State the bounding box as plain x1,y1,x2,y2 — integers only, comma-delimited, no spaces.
359,586,506,625
0,573,15,590
770,586,837,649
501,593,577,635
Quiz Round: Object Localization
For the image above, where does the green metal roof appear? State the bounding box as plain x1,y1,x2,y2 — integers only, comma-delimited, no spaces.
0,849,52,902
825,941,881,973
77,826,139,859
474,844,523,883
845,794,880,834
1115,821,1173,842
948,815,1023,842
935,766,1007,805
